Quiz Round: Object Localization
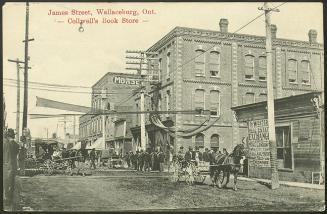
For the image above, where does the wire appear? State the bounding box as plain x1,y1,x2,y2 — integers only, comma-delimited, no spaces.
175,2,287,70
3,83,133,95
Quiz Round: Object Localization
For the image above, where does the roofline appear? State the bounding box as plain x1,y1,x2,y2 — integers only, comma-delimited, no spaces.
147,26,323,52
231,91,322,111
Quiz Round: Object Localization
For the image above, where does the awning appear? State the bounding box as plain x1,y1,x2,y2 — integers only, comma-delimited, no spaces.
70,141,82,150
86,137,106,150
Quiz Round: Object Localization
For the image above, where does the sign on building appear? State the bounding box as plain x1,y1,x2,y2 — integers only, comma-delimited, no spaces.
113,76,140,85
247,119,270,167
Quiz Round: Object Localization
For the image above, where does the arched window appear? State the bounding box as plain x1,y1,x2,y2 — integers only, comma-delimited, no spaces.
244,54,255,80
210,134,220,149
288,59,297,83
209,51,220,77
195,49,205,76
258,56,267,81
195,133,205,148
300,60,310,84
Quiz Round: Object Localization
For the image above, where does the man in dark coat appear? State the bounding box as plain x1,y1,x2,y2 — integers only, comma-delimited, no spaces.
184,147,193,163
158,149,165,172
138,149,145,171
203,148,209,162
89,148,96,169
143,149,151,172
3,129,20,208
18,144,27,176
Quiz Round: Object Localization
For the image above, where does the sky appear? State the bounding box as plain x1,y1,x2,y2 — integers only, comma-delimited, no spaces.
3,2,324,139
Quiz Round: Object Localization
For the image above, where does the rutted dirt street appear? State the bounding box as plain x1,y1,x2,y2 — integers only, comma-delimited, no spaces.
14,171,325,212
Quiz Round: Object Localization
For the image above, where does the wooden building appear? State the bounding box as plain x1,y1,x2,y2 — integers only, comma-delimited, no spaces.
231,92,324,184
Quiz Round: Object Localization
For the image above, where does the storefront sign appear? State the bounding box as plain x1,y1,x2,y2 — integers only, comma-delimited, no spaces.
113,76,140,85
247,119,271,167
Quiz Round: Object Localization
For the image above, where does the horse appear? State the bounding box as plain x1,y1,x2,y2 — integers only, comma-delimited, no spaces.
212,144,247,191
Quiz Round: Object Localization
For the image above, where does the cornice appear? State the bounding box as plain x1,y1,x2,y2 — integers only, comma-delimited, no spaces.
282,86,319,92
238,82,267,88
183,79,231,86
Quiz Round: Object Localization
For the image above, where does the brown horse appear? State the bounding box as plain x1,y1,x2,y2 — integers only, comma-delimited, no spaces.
212,144,247,191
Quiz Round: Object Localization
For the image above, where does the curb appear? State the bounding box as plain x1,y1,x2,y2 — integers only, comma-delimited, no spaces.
238,176,324,190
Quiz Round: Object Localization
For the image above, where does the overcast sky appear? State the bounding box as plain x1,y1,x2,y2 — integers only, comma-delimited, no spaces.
3,2,323,139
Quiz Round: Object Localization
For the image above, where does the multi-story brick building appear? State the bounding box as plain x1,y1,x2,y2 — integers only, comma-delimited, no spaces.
130,18,324,155
79,72,141,155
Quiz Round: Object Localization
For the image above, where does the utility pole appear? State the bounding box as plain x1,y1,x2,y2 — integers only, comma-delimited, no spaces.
22,1,34,130
8,59,25,143
259,2,280,189
125,50,159,151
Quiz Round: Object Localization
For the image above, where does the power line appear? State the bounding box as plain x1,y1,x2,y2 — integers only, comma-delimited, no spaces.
176,2,287,70
3,83,134,95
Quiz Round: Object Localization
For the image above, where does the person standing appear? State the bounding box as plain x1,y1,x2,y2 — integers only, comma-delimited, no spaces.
158,149,165,172
3,129,20,208
89,148,96,170
203,148,209,162
150,150,156,171
143,149,151,172
139,149,145,171
167,149,173,172
184,147,193,163
18,144,27,176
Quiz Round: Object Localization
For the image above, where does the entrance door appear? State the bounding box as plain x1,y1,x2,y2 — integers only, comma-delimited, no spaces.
276,126,292,169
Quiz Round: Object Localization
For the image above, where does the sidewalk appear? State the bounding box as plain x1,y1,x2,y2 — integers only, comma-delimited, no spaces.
238,176,324,190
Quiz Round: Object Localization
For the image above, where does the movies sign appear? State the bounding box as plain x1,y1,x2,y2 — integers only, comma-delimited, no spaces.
247,119,271,167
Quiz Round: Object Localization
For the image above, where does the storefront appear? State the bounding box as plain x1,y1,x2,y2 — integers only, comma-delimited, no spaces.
232,92,324,184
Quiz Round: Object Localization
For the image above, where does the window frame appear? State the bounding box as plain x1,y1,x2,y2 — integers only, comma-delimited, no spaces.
195,133,205,148
258,56,267,82
194,89,205,116
209,90,221,117
244,54,255,80
276,124,294,171
166,52,171,80
195,49,206,77
210,134,220,149
300,60,311,85
209,51,221,78
288,59,298,84
244,92,255,105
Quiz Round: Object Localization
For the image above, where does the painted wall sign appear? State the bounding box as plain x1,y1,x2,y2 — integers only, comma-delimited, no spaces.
113,76,140,85
247,119,271,167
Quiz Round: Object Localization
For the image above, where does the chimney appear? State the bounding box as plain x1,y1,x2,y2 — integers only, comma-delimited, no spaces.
271,24,277,39
308,29,317,44
219,18,229,33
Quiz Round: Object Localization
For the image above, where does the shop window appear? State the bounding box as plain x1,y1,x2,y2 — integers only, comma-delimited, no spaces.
209,51,220,77
244,54,255,80
209,90,220,116
243,92,255,104
210,134,220,149
194,89,205,115
166,52,171,79
276,126,292,169
195,133,205,148
300,60,310,84
258,56,267,81
195,49,205,76
288,59,297,83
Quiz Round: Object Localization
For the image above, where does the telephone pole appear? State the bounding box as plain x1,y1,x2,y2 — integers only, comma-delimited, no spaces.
8,58,25,142
125,50,159,151
259,2,280,189
22,1,34,130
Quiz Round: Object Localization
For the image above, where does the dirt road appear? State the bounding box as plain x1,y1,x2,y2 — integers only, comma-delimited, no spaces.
15,173,325,212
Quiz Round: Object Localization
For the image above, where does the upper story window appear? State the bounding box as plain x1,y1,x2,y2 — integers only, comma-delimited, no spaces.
166,52,171,79
195,49,205,76
244,92,255,105
209,51,220,77
194,89,205,115
245,54,255,80
258,56,267,81
158,58,162,81
158,94,162,111
288,59,297,83
195,133,205,148
300,60,310,85
209,90,220,116
166,90,171,111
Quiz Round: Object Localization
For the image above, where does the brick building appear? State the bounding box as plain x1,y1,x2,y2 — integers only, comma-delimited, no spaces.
79,72,141,155
130,18,324,155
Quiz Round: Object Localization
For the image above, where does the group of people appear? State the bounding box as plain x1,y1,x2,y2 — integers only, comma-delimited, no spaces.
124,148,167,172
176,146,229,167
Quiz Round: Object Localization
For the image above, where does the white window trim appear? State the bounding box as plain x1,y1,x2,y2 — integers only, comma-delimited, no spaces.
209,90,221,117
195,89,205,117
301,60,311,85
288,59,298,84
195,49,206,77
166,52,171,80
244,54,255,81
209,51,221,78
